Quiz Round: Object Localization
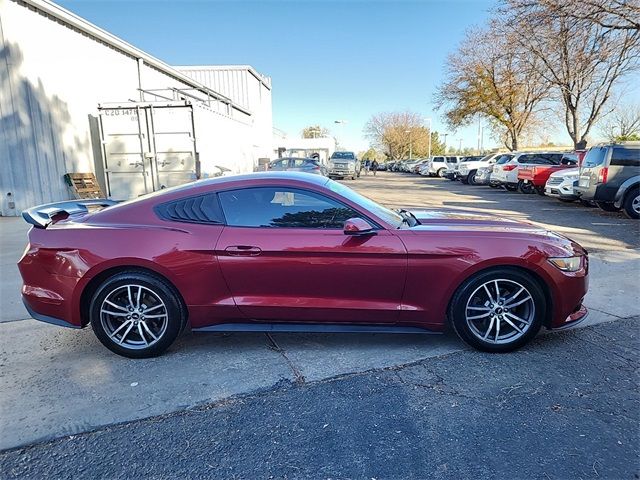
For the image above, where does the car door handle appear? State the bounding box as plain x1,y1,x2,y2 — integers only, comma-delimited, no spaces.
225,245,262,256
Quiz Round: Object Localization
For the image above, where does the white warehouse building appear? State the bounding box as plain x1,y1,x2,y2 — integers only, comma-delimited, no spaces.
0,0,273,216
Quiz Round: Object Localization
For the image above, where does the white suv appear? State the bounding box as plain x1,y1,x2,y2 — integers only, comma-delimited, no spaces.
490,152,569,191
423,156,460,177
457,153,503,184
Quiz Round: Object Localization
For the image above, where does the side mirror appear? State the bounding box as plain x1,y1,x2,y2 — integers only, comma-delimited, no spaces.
343,218,376,236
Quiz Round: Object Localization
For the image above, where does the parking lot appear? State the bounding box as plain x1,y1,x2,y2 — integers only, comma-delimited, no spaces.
1,172,639,478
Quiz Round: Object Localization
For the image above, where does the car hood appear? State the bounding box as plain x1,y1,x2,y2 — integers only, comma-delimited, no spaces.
549,167,580,178
410,209,533,228
405,209,585,255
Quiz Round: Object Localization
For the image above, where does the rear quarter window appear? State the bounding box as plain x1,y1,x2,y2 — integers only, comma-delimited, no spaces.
610,147,640,167
582,147,608,167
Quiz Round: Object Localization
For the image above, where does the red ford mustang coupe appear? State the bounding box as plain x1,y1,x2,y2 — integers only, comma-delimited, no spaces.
19,172,589,358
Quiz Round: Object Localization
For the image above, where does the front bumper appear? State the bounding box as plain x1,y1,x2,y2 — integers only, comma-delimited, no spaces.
549,305,588,331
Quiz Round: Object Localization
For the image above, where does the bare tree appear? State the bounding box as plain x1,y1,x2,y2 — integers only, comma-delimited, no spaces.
301,125,330,139
600,104,640,140
434,25,549,151
502,0,640,148
506,0,640,32
364,111,435,159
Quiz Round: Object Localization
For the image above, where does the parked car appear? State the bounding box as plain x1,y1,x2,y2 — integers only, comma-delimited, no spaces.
575,142,640,219
442,156,481,180
517,154,578,195
328,151,361,180
458,154,505,184
268,157,327,176
411,159,429,174
19,172,588,357
474,154,515,186
425,156,461,177
545,167,580,202
490,152,571,191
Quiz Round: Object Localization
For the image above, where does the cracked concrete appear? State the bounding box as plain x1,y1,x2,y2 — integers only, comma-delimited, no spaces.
0,173,638,453
0,318,637,479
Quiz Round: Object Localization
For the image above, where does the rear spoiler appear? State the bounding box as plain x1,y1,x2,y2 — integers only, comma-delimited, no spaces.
22,199,119,229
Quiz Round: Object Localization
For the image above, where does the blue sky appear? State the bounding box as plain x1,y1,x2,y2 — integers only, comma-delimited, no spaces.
57,0,633,152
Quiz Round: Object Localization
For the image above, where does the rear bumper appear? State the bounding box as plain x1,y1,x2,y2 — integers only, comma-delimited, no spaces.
22,298,80,329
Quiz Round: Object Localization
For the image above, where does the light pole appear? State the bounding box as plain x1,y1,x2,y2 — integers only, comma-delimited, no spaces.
404,129,412,159
458,138,463,154
443,133,449,154
426,118,432,158
334,120,347,149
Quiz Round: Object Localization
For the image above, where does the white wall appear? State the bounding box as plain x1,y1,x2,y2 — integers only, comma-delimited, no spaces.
0,0,273,215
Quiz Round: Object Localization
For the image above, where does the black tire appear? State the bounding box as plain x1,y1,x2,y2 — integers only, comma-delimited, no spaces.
622,187,639,219
460,176,469,185
596,201,620,212
518,180,535,194
467,171,478,185
504,183,518,192
437,168,447,178
449,268,545,353
489,184,500,189
535,186,546,196
90,270,186,358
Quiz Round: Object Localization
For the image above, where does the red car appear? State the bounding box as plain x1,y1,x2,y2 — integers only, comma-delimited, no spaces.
517,154,579,194
18,173,589,358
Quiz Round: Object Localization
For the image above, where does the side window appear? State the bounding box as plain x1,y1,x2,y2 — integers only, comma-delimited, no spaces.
218,187,361,229
611,148,640,167
270,159,287,169
291,158,307,168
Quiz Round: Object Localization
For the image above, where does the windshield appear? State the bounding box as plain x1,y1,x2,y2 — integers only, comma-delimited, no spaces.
331,152,355,160
327,179,403,227
495,154,514,164
582,147,608,168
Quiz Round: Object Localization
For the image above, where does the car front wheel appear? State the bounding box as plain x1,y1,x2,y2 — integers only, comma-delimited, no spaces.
90,271,186,358
449,269,545,353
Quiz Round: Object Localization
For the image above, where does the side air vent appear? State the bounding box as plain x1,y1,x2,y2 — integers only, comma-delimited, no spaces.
155,194,225,225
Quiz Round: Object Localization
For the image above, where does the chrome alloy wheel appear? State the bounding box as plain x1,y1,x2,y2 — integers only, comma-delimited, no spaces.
465,279,535,344
100,284,168,349
632,194,640,215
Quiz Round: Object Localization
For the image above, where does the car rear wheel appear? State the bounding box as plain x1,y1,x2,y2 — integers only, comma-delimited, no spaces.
596,201,620,212
90,271,186,358
437,168,447,178
449,269,544,353
622,187,640,219
518,180,535,194
467,171,478,185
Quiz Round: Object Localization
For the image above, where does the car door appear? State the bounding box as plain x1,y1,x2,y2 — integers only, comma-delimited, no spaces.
215,186,407,323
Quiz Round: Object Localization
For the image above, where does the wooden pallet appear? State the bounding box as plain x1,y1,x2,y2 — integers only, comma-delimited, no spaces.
64,173,105,199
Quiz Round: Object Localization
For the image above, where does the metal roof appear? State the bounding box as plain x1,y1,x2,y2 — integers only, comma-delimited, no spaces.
17,0,268,114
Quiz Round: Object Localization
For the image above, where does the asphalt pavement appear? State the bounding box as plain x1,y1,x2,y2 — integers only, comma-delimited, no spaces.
1,318,637,479
0,172,638,479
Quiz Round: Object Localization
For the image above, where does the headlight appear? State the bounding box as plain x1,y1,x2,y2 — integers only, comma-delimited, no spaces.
564,174,579,181
548,256,582,272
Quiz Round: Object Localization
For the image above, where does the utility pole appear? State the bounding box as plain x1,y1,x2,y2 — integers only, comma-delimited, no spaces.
443,133,449,154
334,120,347,149
426,118,432,158
404,130,412,159
458,138,463,154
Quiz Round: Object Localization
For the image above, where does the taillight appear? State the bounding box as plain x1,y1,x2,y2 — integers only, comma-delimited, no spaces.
503,164,517,171
598,167,608,184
